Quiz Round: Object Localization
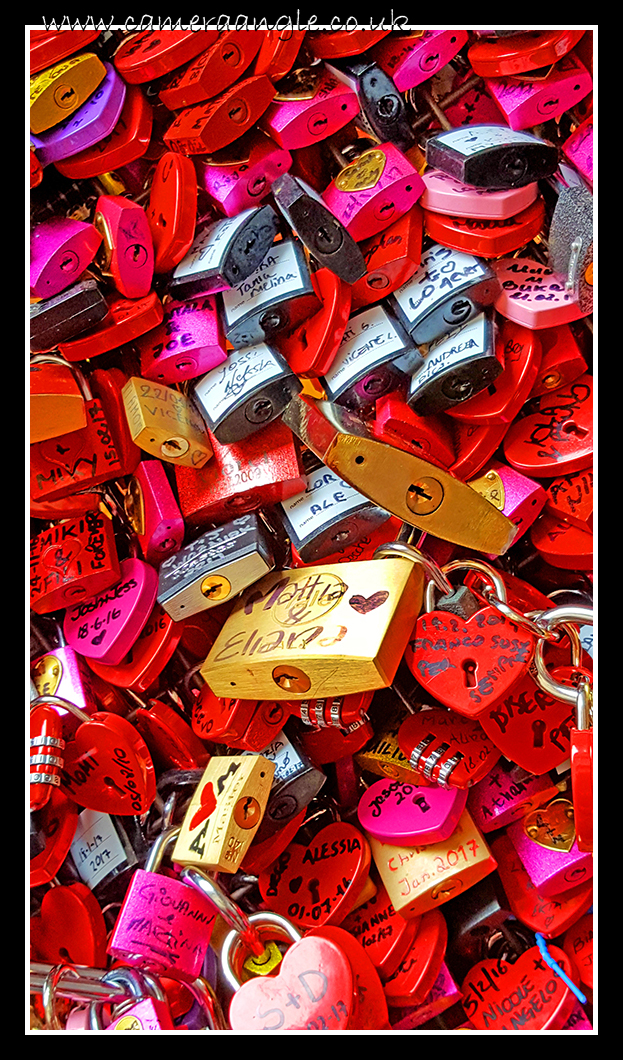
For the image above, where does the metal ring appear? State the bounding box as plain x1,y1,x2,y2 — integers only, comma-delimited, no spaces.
424,559,507,613
30,694,92,725
373,541,454,596
533,603,594,632
42,964,79,1029
576,679,593,730
185,977,230,1030
482,594,561,639
180,867,264,954
531,604,593,705
220,912,303,993
534,641,593,706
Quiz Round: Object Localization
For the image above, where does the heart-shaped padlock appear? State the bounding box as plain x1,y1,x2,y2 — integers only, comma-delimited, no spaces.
461,944,578,1030
563,913,593,992
398,707,501,788
306,924,391,1029
30,786,79,888
30,881,108,967
503,374,593,477
340,880,421,983
258,821,371,931
357,776,467,844
382,908,448,1008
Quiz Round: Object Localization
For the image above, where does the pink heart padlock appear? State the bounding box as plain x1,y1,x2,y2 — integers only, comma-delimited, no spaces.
63,557,159,665
357,777,467,845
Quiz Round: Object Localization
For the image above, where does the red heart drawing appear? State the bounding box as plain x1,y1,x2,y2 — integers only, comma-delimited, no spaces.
461,945,578,1030
306,924,390,1029
59,712,156,815
341,881,421,981
405,606,534,718
382,909,448,1007
349,591,390,614
258,822,371,931
189,780,217,830
30,882,108,967
229,935,354,1031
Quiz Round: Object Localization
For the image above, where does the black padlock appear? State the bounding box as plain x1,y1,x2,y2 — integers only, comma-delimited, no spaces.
424,124,559,190
243,722,327,841
324,56,415,151
30,279,109,352
406,311,502,415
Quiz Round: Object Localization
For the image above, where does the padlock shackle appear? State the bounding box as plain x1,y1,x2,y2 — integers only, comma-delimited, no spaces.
180,866,265,956
422,557,507,613
30,693,92,725
30,353,93,401
532,604,593,706
144,824,182,873
374,540,454,598
220,911,303,992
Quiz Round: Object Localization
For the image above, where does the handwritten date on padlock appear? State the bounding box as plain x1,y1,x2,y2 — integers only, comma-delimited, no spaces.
461,945,577,1030
405,608,534,718
59,712,156,815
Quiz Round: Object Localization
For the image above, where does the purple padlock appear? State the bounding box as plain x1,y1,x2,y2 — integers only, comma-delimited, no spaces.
323,141,425,242
30,217,102,299
467,459,547,559
357,777,467,845
30,62,127,166
138,294,227,384
63,557,159,665
467,768,559,833
197,129,293,217
563,118,593,187
505,797,593,896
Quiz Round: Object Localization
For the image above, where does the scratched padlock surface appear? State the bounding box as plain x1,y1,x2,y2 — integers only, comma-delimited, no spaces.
29,24,593,1032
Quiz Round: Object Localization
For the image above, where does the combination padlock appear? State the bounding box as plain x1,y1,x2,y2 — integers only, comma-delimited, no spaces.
137,293,227,385
196,129,292,217
406,311,501,416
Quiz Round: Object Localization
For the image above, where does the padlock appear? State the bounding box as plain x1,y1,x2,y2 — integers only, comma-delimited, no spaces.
251,29,307,81
467,460,547,555
545,467,593,532
121,375,212,469
174,418,305,531
30,508,121,615
163,74,276,155
30,703,65,811
168,204,281,300
93,193,154,299
30,785,79,888
340,877,421,981
485,52,592,131
468,29,587,78
449,418,509,481
158,30,264,110
350,207,423,312
87,366,143,479
30,880,108,968
423,196,546,259
563,115,593,187
57,290,164,362
503,373,593,477
424,124,559,190
321,302,423,413
30,356,87,444
505,793,592,897
382,908,449,1009
107,823,218,980
145,151,197,274
31,634,99,734
157,511,278,622
530,512,593,571
421,168,539,220
191,688,289,755
220,237,322,349
200,553,424,701
322,55,414,151
276,266,351,377
467,764,559,833
30,277,110,353
54,83,153,180
30,28,102,74
121,459,185,565
528,323,587,403
390,961,463,1029
357,776,468,845
137,294,227,385
84,601,184,695
196,134,291,225
322,138,426,243
113,28,219,83
243,726,327,840
32,62,127,167
30,216,103,299
493,257,588,329
171,753,275,872
298,714,375,766
275,460,393,564
388,241,500,347
434,871,513,984
30,52,107,134
548,178,593,316
370,30,469,93
397,705,502,790
287,689,373,731
372,393,456,468
257,62,359,151
563,912,593,994
406,311,501,415
193,340,302,444
89,966,176,1030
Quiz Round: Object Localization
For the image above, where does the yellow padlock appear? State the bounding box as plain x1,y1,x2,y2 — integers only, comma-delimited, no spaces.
30,53,107,134
122,376,212,468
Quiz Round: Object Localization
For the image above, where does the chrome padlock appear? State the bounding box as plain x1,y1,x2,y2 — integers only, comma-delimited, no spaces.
406,311,501,415
107,825,218,981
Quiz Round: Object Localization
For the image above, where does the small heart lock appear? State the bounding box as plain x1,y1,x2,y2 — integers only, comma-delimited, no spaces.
461,944,578,1030
357,776,467,844
30,881,108,966
523,798,576,852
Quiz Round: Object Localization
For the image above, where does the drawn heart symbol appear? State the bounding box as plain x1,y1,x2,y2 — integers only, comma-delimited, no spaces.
59,712,156,815
30,882,108,967
382,909,448,1007
189,780,217,830
523,798,576,852
39,429,88,468
405,606,534,718
349,591,389,614
461,945,577,1030
229,935,354,1031
258,822,371,931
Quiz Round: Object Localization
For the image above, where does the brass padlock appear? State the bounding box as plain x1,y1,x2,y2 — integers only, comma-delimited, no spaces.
122,376,212,468
200,555,424,700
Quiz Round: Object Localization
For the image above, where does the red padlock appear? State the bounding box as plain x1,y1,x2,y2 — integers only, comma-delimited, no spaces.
350,207,423,312
145,152,197,274
445,319,542,425
529,323,588,399
85,603,185,695
30,29,101,74
30,704,65,811
545,467,593,531
113,29,219,84
93,194,154,299
372,392,456,468
158,31,264,109
468,30,586,77
55,84,153,180
276,267,351,378
503,373,593,478
57,291,165,362
252,30,307,81
164,75,276,155
30,508,120,615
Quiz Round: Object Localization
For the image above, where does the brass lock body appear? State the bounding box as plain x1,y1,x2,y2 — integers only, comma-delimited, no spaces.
122,376,212,468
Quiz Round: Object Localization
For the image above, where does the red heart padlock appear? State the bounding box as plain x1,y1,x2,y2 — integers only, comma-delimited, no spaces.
530,512,593,570
30,786,79,888
228,934,355,1030
85,602,184,694
461,944,578,1030
258,821,371,931
30,881,108,967
382,909,448,1008
449,419,509,481
134,698,211,772
59,710,156,815
306,924,391,1029
340,880,421,982
398,707,501,789
545,466,593,531
503,374,593,477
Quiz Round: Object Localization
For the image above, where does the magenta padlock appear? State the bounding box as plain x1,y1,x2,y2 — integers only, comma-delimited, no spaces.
357,777,467,845
30,62,127,167
137,294,227,384
259,63,360,149
421,169,539,220
30,644,98,736
63,556,159,665
124,460,185,565
322,141,425,242
390,963,462,1029
371,30,469,92
197,129,293,216
486,53,592,131
108,826,217,981
467,768,559,833
563,117,593,187
30,217,102,300
467,460,547,558
505,798,593,896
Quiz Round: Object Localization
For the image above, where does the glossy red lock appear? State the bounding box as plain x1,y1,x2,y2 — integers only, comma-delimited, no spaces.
529,323,588,399
545,467,593,531
159,31,264,109
55,84,153,180
196,129,292,218
371,30,469,92
252,30,307,81
277,266,351,378
85,601,184,695
30,29,101,73
94,194,154,299
122,458,185,565
145,152,197,273
503,373,593,478
307,29,392,59
372,392,456,469
134,697,211,772
191,686,290,754
30,786,80,888
529,513,593,571
57,291,165,362
448,418,509,485
423,197,545,258
446,320,542,425
113,29,219,84
398,707,501,789
350,207,423,311
164,75,276,155
468,30,586,77
30,704,65,811
340,879,421,982
259,64,360,150
286,691,373,730
30,217,103,300
30,508,121,615
298,716,375,765
89,367,143,479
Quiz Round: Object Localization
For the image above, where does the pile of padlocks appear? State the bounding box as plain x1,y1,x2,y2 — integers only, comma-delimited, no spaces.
29,25,594,1031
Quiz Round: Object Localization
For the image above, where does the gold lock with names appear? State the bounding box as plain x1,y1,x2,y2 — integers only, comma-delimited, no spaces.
30,52,107,134
122,376,212,469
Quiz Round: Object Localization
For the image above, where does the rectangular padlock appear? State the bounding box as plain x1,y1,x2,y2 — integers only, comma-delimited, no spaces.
121,376,212,469
424,125,560,190
137,294,227,385
258,63,360,150
196,129,293,217
370,30,469,92
163,74,276,155
158,31,265,110
406,311,501,416
30,278,110,353
30,508,120,615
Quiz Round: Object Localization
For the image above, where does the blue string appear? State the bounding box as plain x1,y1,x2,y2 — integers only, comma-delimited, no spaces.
535,932,587,1005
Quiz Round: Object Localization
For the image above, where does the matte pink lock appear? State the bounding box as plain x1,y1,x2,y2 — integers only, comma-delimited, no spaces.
129,460,185,565
421,169,538,220
493,258,587,329
505,814,593,897
357,777,467,845
197,131,293,216
138,294,227,384
63,557,159,665
469,459,546,560
371,30,469,92
322,142,425,242
486,54,592,131
30,217,102,299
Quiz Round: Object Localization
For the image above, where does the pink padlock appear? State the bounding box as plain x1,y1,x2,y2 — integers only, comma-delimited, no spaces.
486,53,592,131
124,460,185,565
563,116,593,186
358,777,467,845
467,459,547,558
467,768,559,833
505,798,593,896
259,63,360,149
421,169,539,220
30,644,98,736
30,217,102,299
63,557,159,665
137,294,227,384
322,141,425,242
493,258,587,329
389,962,462,1029
197,129,292,216
371,30,469,92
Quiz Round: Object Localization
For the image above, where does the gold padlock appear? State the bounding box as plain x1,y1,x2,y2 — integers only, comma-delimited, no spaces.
200,556,424,700
122,377,212,469
282,395,516,555
30,52,107,134
172,755,275,873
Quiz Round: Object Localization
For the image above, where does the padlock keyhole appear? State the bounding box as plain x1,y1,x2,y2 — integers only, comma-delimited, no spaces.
531,719,546,747
562,421,588,438
462,659,478,687
307,877,321,905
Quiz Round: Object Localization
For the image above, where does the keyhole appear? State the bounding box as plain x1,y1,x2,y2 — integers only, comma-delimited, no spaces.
307,877,321,905
487,382,497,396
413,795,431,813
562,421,589,437
531,719,546,747
104,776,127,797
462,659,478,687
